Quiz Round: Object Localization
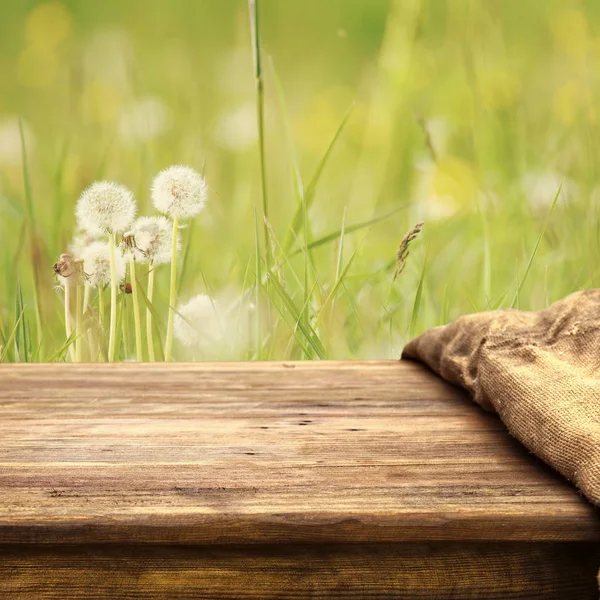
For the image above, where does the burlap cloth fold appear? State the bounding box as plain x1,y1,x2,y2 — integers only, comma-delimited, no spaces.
403,289,600,590
402,289,600,508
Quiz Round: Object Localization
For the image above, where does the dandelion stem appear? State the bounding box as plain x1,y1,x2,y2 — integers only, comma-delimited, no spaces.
64,280,75,362
96,286,106,362
129,257,143,362
83,283,91,314
165,216,179,361
146,262,156,362
75,278,83,362
122,294,130,355
249,0,270,267
83,283,95,361
108,232,118,362
98,286,105,327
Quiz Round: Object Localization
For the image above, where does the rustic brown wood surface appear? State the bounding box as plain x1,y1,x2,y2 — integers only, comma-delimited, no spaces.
3,543,600,599
0,360,599,598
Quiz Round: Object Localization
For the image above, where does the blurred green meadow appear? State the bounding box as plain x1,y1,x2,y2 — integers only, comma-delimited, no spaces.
1,0,600,361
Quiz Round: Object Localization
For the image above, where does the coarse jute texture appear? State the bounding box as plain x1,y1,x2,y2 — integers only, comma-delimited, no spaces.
402,289,600,507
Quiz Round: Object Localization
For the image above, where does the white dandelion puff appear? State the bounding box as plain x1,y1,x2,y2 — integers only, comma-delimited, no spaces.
81,241,126,288
128,216,178,265
69,228,100,258
76,181,137,235
174,291,252,358
174,294,221,349
151,165,207,220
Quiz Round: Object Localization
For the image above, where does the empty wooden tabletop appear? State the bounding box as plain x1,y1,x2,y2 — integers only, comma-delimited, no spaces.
0,360,598,546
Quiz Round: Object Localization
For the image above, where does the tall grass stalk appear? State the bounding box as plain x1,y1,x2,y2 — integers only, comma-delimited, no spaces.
146,263,156,361
164,216,179,361
128,257,143,361
510,184,562,308
249,0,270,267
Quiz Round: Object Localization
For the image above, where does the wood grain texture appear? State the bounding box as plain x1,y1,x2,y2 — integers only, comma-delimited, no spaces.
0,361,599,546
0,361,600,544
2,542,600,600
2,361,600,598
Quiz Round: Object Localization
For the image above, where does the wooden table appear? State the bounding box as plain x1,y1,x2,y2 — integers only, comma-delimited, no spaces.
1,361,599,599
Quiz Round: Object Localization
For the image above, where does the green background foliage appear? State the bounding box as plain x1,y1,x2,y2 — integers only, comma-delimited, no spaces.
1,0,599,361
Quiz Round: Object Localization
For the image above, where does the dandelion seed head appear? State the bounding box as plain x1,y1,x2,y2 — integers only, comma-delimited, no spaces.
69,228,99,258
76,181,137,235
81,241,126,288
174,289,252,358
174,294,220,349
151,165,207,220
128,215,178,265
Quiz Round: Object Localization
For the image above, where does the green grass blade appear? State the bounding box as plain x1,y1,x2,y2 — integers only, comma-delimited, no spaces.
267,273,326,359
283,104,354,251
248,0,270,267
18,117,35,229
489,292,508,311
510,184,562,308
52,137,71,250
20,118,45,356
269,57,303,201
315,241,362,327
301,179,310,332
265,288,313,359
254,208,263,359
15,275,31,363
409,251,428,339
335,207,347,283
262,218,303,289
0,307,5,342
292,205,406,256
136,269,165,362
0,310,24,363
30,257,43,358
46,329,77,362
177,220,194,296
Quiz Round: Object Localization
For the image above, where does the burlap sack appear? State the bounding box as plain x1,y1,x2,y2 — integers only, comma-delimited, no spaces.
402,289,600,507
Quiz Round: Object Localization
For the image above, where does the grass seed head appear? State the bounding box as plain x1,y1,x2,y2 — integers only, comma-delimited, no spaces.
76,181,137,235
151,165,207,220
394,221,424,280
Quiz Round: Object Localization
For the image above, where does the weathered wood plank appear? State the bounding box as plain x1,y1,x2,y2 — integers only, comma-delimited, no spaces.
2,543,599,600
0,361,598,545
